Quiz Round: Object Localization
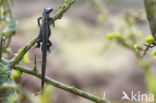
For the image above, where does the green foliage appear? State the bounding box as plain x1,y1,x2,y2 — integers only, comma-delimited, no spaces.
1,82,17,90
11,70,22,80
38,86,53,103
105,32,121,41
7,94,19,103
151,50,156,58
0,63,10,86
134,44,140,52
0,0,112,103
0,63,18,103
105,9,156,102
1,0,156,103
147,74,156,100
22,53,30,64
105,10,143,51
0,0,17,39
105,33,114,40
145,35,154,45
32,85,53,103
105,31,133,49
16,49,30,64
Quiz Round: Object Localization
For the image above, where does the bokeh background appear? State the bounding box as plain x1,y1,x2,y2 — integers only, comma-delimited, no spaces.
8,0,155,103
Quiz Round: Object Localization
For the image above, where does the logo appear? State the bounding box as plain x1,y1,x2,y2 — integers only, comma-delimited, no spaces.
122,91,131,101
121,91,154,102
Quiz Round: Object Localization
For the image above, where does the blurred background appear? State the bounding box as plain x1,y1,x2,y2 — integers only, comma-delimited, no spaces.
8,0,155,103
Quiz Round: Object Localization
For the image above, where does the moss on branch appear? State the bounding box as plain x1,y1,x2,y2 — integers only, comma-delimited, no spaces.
53,0,75,20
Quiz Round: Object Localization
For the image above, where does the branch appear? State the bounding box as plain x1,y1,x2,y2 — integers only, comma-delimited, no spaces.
3,0,111,102
0,0,17,39
14,65,110,103
8,36,39,68
9,0,76,68
144,0,156,39
53,0,75,20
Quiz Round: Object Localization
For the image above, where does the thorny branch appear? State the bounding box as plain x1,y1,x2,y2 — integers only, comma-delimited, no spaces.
9,0,75,68
14,65,109,103
0,0,110,103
